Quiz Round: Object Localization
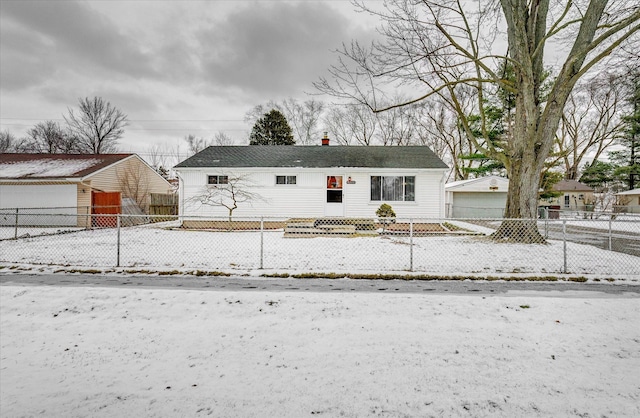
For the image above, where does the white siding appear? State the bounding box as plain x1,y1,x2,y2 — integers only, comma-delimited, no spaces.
176,167,446,219
341,171,445,218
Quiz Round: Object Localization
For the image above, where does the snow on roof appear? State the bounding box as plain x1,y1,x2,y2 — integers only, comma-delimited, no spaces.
0,154,133,179
0,159,101,178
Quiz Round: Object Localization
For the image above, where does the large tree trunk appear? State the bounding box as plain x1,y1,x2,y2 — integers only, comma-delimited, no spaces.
493,177,545,242
491,0,612,243
492,133,547,243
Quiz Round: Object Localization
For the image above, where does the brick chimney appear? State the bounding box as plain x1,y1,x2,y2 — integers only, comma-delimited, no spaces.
321,132,330,146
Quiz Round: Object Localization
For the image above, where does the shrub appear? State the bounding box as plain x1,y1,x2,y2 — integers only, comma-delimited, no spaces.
376,203,396,232
376,203,396,218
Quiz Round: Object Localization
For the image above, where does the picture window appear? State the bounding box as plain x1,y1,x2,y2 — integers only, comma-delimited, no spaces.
370,176,415,201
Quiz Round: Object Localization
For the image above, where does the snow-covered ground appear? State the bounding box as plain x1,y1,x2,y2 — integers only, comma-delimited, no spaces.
0,226,84,240
1,223,638,279
1,285,638,417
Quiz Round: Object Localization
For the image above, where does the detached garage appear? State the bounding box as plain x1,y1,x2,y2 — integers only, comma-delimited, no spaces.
0,154,173,227
0,184,79,226
445,176,509,218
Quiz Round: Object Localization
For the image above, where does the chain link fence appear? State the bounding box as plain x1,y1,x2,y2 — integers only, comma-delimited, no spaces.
1,210,638,278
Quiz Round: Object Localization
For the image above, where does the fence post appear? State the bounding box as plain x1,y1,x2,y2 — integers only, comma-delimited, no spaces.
544,207,549,239
562,219,567,274
608,216,613,251
409,218,414,272
116,215,121,267
14,208,19,240
259,217,264,269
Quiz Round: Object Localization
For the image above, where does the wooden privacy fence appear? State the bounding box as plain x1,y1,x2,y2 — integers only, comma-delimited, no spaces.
149,193,178,216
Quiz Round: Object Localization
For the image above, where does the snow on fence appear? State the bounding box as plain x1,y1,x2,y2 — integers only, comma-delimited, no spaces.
0,213,638,278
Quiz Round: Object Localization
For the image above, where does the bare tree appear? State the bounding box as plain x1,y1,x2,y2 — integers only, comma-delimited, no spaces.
20,121,78,154
323,106,356,145
410,103,454,164
246,98,325,145
65,97,128,154
189,173,265,228
213,131,234,146
245,102,280,127
0,130,18,153
316,0,640,242
324,104,378,146
412,97,478,180
375,99,420,146
117,162,151,213
184,134,212,155
146,144,168,171
280,98,325,145
145,143,174,179
555,72,626,180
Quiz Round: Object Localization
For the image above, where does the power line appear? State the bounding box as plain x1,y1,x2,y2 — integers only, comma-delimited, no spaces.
0,118,246,122
0,123,249,132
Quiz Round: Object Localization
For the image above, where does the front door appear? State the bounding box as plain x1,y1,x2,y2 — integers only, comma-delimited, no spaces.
324,175,344,216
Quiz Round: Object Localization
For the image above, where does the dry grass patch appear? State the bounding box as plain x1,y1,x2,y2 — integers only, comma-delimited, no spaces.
181,220,285,231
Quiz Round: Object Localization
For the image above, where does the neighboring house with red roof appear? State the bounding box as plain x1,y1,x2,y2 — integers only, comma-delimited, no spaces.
0,154,173,226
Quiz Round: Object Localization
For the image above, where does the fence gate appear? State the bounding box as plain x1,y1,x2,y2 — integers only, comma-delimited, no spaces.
91,191,121,227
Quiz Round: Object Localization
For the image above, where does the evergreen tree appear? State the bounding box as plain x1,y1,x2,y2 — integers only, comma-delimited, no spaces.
580,161,622,191
538,170,564,200
609,71,640,190
459,103,506,178
249,109,295,145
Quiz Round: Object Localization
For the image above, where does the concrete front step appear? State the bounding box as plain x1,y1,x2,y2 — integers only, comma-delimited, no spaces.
284,217,380,237
284,225,357,237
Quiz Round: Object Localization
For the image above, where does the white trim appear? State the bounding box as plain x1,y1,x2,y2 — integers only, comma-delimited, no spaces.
445,175,509,191
616,188,640,196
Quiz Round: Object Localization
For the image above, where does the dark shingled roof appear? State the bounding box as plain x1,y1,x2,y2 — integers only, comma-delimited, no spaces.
174,146,448,169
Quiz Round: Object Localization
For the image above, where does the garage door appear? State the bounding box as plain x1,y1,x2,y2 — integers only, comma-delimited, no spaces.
0,184,77,226
451,192,507,218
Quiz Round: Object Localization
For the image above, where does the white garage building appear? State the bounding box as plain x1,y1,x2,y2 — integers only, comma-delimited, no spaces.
445,176,509,218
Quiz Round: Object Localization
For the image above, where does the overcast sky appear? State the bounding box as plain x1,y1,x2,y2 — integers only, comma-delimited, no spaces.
0,0,378,159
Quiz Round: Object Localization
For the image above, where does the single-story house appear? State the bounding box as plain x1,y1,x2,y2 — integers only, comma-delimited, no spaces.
0,153,173,226
444,175,509,218
615,188,640,213
173,144,449,220
540,179,594,211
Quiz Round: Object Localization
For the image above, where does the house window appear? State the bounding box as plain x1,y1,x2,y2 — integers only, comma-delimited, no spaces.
208,175,228,185
276,175,297,185
370,176,415,201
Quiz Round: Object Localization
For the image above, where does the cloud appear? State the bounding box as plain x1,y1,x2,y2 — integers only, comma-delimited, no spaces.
0,0,157,92
195,2,362,97
0,1,381,151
